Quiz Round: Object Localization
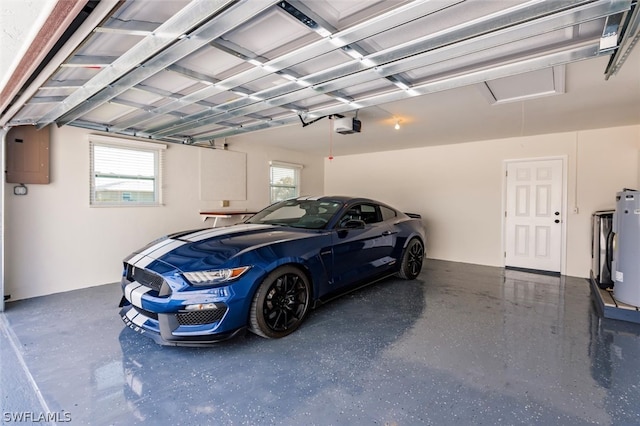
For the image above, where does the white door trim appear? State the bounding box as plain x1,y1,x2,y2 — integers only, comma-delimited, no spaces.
501,156,568,275
1,127,6,312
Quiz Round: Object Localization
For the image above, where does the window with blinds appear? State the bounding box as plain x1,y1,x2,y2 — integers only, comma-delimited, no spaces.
89,136,165,206
269,161,302,203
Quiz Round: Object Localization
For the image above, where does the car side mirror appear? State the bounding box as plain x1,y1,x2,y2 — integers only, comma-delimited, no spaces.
341,219,366,229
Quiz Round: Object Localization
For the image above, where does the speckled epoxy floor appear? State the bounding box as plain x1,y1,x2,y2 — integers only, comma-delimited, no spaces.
2,260,639,425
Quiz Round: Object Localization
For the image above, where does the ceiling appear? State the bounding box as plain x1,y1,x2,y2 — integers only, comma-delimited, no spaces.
1,0,639,157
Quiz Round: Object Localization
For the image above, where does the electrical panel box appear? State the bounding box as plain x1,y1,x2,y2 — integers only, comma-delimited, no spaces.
6,125,50,184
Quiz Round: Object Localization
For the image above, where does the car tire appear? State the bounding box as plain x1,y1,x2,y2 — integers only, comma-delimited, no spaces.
397,238,424,280
249,265,311,339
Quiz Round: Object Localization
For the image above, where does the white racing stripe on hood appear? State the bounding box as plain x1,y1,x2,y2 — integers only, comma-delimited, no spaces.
184,224,273,242
129,239,186,265
128,238,174,265
146,239,185,259
132,256,153,269
126,224,271,265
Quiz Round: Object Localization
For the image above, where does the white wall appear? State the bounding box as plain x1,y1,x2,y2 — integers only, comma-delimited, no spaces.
324,125,640,278
228,136,325,208
4,125,323,300
5,124,637,300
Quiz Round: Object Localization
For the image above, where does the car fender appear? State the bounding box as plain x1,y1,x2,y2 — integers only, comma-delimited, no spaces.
402,231,425,249
232,249,330,322
257,254,328,294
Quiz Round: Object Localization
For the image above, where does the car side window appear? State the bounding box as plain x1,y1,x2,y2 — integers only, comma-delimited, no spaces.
380,206,397,221
360,204,380,224
338,203,382,226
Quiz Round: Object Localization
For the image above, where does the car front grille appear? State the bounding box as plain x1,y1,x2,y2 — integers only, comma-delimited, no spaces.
129,266,163,292
177,307,227,326
125,264,170,296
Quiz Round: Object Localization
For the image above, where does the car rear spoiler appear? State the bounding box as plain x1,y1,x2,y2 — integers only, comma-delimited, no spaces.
404,212,421,219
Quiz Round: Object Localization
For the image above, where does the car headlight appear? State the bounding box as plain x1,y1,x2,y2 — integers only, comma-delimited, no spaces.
183,266,251,286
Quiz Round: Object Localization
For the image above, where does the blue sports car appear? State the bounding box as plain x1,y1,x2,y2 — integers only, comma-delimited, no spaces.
119,196,425,345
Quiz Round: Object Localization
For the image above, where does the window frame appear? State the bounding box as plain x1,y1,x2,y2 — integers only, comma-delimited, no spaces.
269,160,302,204
89,135,166,207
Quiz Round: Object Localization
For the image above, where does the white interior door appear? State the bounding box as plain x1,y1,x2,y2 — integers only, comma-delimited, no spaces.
1,129,5,311
505,159,563,273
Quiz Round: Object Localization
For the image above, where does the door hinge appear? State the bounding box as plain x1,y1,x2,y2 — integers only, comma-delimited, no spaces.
504,251,506,257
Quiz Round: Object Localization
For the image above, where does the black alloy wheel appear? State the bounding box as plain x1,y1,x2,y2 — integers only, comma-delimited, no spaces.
249,266,311,338
398,238,424,280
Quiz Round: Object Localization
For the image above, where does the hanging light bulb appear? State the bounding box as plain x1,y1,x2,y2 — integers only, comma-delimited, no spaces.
394,120,400,130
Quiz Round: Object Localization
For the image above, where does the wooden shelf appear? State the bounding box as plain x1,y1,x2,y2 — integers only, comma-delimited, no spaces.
199,211,257,227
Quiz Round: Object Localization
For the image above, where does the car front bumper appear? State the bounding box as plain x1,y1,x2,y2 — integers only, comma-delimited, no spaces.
118,269,254,346
119,303,246,346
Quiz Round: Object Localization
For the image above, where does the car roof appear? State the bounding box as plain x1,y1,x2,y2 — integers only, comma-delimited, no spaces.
296,195,388,206
296,195,370,203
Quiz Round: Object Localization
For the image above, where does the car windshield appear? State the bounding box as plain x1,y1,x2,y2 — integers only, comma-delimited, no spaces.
247,199,344,229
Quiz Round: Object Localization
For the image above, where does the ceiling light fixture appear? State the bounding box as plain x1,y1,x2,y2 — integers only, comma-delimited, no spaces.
394,120,401,130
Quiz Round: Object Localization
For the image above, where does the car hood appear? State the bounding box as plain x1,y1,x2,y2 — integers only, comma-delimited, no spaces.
132,223,319,273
